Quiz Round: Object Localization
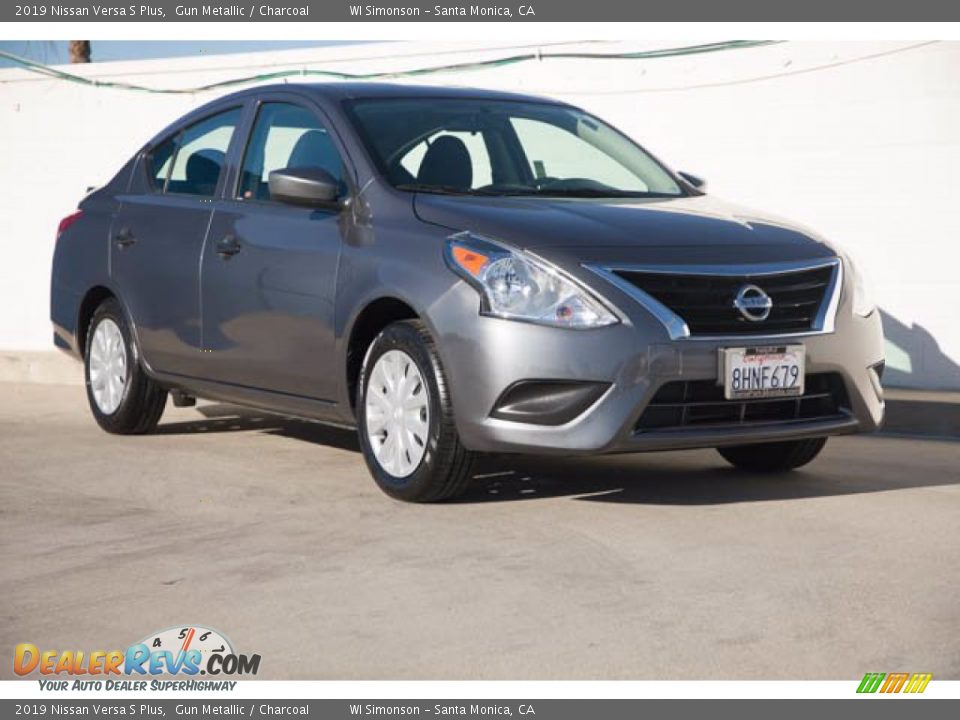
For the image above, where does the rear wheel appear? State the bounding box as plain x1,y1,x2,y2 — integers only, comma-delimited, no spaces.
717,437,827,472
84,298,167,434
357,319,477,502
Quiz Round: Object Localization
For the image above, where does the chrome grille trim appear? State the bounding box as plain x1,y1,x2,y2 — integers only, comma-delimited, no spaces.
584,258,843,341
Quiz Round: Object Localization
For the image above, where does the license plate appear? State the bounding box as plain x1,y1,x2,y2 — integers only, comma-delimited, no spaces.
720,345,805,400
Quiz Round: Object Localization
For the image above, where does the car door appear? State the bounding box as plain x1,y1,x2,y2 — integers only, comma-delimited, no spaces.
199,99,347,401
112,106,242,377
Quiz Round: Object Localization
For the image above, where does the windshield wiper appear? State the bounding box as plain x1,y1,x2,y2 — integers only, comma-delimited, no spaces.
396,183,493,196
396,183,673,199
516,188,670,198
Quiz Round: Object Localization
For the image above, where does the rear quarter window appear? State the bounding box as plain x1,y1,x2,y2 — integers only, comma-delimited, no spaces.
147,135,177,190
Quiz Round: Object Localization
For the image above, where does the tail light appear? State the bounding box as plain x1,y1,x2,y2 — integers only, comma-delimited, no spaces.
57,210,84,240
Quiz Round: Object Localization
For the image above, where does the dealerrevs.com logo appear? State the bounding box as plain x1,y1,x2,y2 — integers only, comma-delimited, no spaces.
14,626,260,689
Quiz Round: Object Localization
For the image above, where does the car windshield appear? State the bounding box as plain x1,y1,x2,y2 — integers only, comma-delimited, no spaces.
344,98,685,198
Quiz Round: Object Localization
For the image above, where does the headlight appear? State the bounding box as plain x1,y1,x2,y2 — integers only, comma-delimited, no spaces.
846,254,876,318
445,233,618,329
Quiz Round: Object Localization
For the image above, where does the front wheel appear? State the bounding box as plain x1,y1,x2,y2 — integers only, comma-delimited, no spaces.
84,298,167,434
356,319,477,502
717,437,827,472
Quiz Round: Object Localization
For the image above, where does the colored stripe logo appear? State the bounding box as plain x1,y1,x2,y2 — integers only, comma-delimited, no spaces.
857,672,932,694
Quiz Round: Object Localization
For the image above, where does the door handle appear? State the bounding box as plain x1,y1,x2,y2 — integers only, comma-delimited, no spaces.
114,227,136,248
216,234,242,259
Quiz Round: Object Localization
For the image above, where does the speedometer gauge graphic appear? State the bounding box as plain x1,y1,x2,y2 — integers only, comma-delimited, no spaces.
138,625,234,670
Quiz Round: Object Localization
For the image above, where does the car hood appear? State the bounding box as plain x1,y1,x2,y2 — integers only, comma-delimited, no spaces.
413,193,838,265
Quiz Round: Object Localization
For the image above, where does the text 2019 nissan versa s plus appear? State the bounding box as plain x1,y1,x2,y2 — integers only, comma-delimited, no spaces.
50,83,885,501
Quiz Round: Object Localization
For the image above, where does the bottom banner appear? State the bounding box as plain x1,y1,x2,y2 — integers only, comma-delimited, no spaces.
2,699,958,720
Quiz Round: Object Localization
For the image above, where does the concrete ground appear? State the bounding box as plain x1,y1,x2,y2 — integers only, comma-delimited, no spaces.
1,381,958,680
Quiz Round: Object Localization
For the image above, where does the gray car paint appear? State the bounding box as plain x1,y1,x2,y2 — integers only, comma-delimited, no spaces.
50,82,885,455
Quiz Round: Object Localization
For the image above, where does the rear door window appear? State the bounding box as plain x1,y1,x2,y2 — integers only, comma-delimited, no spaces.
159,108,241,197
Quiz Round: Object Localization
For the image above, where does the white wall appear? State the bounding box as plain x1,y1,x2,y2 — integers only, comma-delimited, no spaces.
2,40,958,389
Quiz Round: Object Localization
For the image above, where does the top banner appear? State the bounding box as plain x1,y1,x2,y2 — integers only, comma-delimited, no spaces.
6,0,960,22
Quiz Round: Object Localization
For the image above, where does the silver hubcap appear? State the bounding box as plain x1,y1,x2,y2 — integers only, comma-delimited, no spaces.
89,318,128,415
365,350,430,478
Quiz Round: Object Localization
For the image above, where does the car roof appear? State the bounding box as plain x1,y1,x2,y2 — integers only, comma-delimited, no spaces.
218,81,567,105
144,82,574,151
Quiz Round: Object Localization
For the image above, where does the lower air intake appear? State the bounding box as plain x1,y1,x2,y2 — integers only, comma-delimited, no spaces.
636,373,850,432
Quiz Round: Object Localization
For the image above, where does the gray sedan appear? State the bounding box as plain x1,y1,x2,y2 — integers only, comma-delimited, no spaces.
50,83,885,501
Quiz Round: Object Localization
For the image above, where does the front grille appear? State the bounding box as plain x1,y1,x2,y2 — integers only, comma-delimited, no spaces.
614,264,836,336
636,373,850,432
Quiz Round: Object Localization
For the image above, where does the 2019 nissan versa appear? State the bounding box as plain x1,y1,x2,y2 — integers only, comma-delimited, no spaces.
50,83,885,501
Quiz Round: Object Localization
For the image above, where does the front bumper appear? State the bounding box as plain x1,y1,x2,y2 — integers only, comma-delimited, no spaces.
432,279,885,455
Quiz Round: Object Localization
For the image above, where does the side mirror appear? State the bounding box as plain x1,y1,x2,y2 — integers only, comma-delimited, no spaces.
268,167,340,208
678,171,707,192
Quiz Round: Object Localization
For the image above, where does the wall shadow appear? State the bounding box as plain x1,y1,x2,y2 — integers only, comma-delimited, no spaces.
881,308,960,390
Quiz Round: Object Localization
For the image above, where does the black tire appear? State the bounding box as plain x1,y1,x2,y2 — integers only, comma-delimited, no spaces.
356,319,477,502
717,437,827,472
84,298,167,435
